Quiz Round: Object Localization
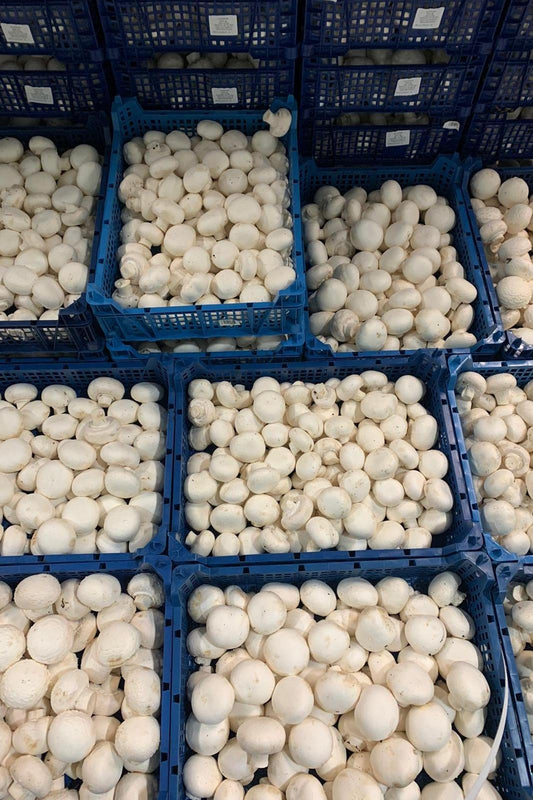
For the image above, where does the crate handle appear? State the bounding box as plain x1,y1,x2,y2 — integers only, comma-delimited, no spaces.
464,654,509,800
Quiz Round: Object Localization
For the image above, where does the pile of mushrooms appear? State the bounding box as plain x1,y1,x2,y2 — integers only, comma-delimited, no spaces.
151,52,257,70
183,570,501,800
184,371,453,557
304,177,478,352
132,335,283,355
112,108,295,310
502,577,533,735
0,377,166,556
469,169,533,344
455,370,533,555
0,135,102,322
0,570,163,800
336,48,449,66
0,55,66,72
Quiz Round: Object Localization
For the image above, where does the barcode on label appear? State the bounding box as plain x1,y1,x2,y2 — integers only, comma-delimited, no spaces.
394,77,422,96
1,22,34,44
412,6,445,29
24,85,53,104
385,130,411,147
208,14,239,36
211,87,239,104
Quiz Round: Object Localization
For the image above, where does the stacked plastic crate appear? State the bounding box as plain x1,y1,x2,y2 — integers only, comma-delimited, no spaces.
298,0,502,164
463,0,533,160
97,0,298,111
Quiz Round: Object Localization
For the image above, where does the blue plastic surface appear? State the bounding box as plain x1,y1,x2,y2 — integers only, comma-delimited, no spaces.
0,358,175,564
98,0,298,58
0,119,111,356
300,155,503,361
0,0,100,56
495,561,533,792
0,555,172,800
498,0,533,44
302,0,504,54
88,96,305,345
445,354,533,564
300,109,468,164
0,61,110,116
169,351,481,565
171,552,530,800
300,52,486,114
462,110,533,161
462,159,533,359
109,58,295,110
477,46,533,109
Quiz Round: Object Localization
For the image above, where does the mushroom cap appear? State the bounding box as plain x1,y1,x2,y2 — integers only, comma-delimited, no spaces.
14,574,61,610
95,621,142,667
26,614,74,664
47,711,96,762
0,658,49,709
77,574,122,611
115,715,160,762
0,624,26,671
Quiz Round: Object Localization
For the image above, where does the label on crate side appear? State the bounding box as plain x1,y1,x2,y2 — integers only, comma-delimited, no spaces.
443,120,460,130
208,14,239,36
412,7,445,29
1,22,34,44
385,130,411,147
24,85,53,104
211,87,239,103
394,76,422,96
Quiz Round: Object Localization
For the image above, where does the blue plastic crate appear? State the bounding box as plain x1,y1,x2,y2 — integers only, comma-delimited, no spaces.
302,0,504,54
445,354,533,564
0,0,100,57
300,155,503,361
88,96,305,345
462,159,533,359
462,109,533,161
0,118,110,356
498,0,533,44
300,108,468,164
98,0,298,59
495,561,533,792
0,555,172,800
477,45,533,109
0,357,175,564
0,59,110,116
169,351,481,565
300,52,486,114
170,552,530,800
109,57,295,110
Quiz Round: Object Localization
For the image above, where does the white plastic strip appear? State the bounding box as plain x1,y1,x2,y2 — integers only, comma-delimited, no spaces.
463,654,509,800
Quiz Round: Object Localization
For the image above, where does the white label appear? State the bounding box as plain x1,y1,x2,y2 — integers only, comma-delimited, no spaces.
1,22,34,44
385,130,411,147
219,317,240,327
443,120,460,130
394,76,422,96
208,14,238,36
24,85,53,104
412,6,445,29
211,86,238,104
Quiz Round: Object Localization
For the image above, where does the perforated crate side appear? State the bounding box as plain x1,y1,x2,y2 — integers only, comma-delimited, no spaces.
495,561,533,790
462,111,533,161
498,0,533,44
300,155,503,360
0,556,172,799
169,351,481,565
300,110,467,164
477,47,533,109
462,159,533,360
300,53,486,114
302,0,504,54
0,118,110,355
88,96,305,344
170,552,530,800
445,354,533,564
0,0,100,56
0,358,175,564
98,0,298,58
0,60,110,116
109,57,295,110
